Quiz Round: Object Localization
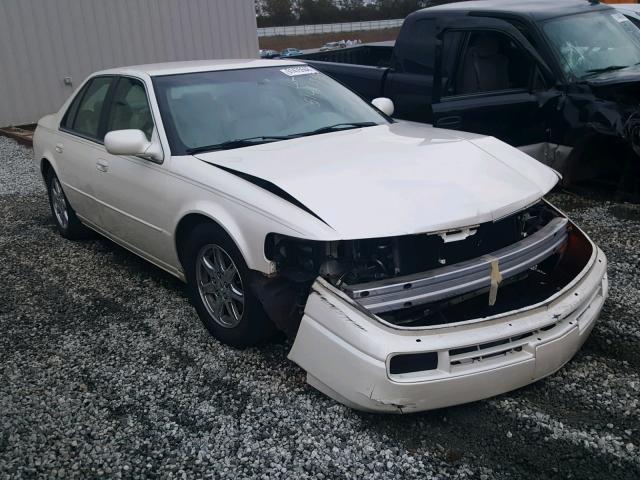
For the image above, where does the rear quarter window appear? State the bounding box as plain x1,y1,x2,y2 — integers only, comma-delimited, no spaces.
61,76,114,140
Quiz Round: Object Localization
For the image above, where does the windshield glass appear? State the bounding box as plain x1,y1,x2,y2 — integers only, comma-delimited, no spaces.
153,65,387,154
543,11,640,80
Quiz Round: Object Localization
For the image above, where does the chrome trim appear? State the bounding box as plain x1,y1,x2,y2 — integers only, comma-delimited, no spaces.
342,217,569,314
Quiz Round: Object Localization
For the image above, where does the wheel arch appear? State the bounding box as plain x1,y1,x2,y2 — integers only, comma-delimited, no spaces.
40,157,54,181
173,209,272,275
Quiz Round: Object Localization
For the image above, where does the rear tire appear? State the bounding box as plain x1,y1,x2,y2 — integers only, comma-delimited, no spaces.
184,222,277,348
46,170,91,240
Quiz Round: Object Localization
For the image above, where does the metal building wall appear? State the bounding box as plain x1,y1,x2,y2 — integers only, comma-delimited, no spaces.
0,0,259,126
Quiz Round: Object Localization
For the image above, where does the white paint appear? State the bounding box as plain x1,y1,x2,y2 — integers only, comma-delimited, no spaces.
104,129,161,161
371,97,395,116
289,248,607,412
196,121,559,240
33,61,606,412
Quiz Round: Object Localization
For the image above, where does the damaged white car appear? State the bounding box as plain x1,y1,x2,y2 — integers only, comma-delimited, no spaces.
33,59,608,413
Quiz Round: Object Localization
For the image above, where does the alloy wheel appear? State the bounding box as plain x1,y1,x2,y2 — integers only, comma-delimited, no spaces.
51,177,69,229
195,244,245,328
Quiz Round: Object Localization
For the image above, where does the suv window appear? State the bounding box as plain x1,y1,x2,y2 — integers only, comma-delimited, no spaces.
67,77,113,139
445,31,535,96
106,77,154,140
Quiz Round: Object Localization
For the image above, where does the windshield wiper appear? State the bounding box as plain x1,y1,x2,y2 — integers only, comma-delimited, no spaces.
297,122,379,137
186,136,291,154
584,65,629,76
186,123,379,154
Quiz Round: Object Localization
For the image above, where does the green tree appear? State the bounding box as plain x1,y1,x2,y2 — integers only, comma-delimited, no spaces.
260,0,295,26
298,0,340,24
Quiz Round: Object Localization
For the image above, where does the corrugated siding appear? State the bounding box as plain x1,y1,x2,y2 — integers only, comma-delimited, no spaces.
0,0,258,126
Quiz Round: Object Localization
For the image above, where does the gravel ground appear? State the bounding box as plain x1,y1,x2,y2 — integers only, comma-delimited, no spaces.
0,135,639,479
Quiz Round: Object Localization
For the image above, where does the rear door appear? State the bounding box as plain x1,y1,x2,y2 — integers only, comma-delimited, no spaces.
432,19,553,149
57,75,115,224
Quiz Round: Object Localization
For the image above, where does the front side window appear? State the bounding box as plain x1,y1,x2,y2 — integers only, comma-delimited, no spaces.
153,66,388,154
447,31,535,96
440,31,465,96
543,11,640,80
67,76,113,139
106,77,154,140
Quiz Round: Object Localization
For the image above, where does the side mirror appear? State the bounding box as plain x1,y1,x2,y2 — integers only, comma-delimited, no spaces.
372,97,394,117
104,129,163,162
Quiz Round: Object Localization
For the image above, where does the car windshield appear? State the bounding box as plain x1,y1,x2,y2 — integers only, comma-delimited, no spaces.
153,65,387,154
543,10,640,80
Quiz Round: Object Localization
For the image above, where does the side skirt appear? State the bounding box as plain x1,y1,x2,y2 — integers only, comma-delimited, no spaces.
76,214,187,282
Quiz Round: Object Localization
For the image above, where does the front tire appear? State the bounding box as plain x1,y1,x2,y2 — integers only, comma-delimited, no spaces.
46,171,90,240
184,223,276,348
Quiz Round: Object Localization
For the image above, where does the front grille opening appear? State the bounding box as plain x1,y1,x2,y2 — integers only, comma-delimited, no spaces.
479,338,510,350
389,352,438,374
450,345,478,356
379,227,591,328
449,322,558,366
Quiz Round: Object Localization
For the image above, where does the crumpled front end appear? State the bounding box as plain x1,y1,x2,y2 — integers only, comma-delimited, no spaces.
287,204,608,413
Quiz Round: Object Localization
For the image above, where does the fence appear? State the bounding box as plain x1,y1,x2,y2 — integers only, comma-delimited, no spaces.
258,19,404,37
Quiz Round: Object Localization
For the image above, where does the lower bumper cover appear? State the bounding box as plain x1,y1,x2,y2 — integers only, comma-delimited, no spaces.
288,247,608,413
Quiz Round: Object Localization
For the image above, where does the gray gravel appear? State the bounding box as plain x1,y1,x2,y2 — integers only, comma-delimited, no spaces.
1,135,639,479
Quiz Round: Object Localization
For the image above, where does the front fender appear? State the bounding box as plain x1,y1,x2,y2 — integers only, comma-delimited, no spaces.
172,200,302,275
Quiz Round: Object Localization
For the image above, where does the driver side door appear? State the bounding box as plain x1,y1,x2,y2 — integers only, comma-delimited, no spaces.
432,19,554,150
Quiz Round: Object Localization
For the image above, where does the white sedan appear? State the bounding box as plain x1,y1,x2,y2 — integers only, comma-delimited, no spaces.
33,59,608,413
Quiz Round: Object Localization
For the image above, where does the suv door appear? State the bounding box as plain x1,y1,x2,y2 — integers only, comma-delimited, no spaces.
432,20,553,150
57,76,115,225
94,76,174,269
383,18,437,122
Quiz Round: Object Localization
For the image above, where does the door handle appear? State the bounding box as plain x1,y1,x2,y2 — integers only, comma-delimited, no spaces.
55,143,64,153
96,159,109,173
436,115,462,129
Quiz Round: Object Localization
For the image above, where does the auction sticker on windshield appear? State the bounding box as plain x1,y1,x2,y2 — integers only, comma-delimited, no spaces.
281,66,318,76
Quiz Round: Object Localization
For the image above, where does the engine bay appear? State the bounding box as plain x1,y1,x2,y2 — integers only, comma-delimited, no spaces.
259,201,593,333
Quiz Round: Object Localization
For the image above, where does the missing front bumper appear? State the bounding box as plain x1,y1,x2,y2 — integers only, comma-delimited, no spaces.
288,246,607,413
342,217,569,314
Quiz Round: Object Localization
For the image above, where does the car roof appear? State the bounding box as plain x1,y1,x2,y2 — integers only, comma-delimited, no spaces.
614,3,640,14
423,0,612,22
94,59,303,77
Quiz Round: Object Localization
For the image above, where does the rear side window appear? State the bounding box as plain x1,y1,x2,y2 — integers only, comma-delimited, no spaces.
62,76,113,140
61,84,89,130
106,77,154,140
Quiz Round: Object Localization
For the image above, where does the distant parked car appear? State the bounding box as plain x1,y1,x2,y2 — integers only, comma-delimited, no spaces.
33,59,607,413
259,49,279,59
320,42,345,52
280,48,302,58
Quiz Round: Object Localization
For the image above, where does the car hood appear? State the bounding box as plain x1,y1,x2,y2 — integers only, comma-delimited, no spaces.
195,123,559,239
